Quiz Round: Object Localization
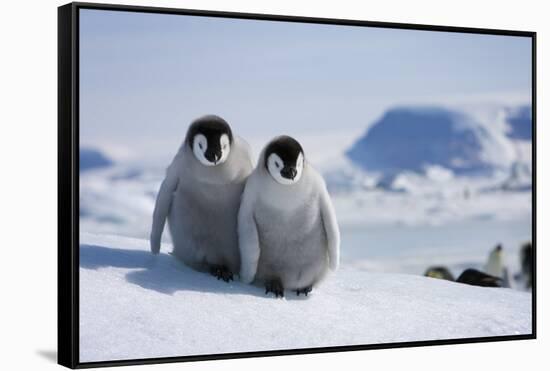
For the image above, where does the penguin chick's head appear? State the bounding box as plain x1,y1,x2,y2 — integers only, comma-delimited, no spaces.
187,115,233,167
264,136,304,185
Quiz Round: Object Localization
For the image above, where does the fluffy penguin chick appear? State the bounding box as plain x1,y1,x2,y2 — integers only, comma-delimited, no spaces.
150,115,253,282
238,135,340,297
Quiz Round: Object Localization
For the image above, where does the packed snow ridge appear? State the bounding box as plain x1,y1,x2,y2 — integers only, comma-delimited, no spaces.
79,233,532,363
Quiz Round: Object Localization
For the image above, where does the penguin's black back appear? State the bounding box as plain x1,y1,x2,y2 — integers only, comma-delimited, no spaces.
424,266,455,281
520,242,533,289
456,269,503,288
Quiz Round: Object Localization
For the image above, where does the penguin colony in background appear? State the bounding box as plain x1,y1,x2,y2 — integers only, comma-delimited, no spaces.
151,116,340,297
424,242,533,289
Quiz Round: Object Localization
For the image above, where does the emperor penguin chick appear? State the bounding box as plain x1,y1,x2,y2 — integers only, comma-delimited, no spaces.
150,115,253,282
238,136,340,297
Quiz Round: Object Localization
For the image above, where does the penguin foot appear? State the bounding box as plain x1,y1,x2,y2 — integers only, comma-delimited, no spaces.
295,286,313,296
210,265,234,282
265,279,284,298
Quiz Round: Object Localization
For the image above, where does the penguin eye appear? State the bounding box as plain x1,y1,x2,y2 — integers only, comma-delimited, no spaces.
198,143,203,150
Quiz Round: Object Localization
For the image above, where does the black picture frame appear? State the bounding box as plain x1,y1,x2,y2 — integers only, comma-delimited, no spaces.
58,2,537,369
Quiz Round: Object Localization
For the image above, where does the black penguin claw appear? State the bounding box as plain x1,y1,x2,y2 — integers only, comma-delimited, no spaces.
296,286,313,296
265,280,284,298
210,265,233,282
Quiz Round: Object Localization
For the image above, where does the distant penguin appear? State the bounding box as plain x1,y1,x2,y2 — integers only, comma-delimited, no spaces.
238,136,340,297
424,266,455,281
485,244,505,278
501,267,512,288
150,115,253,281
456,268,503,288
520,242,533,289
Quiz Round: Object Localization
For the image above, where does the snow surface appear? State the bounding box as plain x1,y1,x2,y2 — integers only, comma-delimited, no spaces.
80,233,532,363
78,102,533,361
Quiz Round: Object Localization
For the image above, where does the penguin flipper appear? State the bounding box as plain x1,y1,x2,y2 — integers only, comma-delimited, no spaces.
237,175,261,284
319,180,340,271
150,157,180,254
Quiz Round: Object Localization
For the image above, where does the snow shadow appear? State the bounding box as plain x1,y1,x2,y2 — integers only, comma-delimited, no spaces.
80,244,153,270
80,244,308,300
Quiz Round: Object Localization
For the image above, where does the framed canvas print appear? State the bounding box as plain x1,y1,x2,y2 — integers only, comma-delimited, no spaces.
58,2,536,368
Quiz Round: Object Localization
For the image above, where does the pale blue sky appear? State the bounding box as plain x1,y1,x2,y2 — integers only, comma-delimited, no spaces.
79,9,532,164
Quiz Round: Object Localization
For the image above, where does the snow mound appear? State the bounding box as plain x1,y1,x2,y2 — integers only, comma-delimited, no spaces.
80,148,113,172
79,233,532,363
79,166,161,239
500,161,532,191
505,105,532,140
346,107,515,176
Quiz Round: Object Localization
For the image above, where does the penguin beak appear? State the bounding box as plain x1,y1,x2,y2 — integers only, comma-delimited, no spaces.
205,149,222,164
281,167,297,180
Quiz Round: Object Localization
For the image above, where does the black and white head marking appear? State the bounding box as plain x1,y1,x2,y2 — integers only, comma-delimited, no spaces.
186,115,233,166
264,136,304,185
